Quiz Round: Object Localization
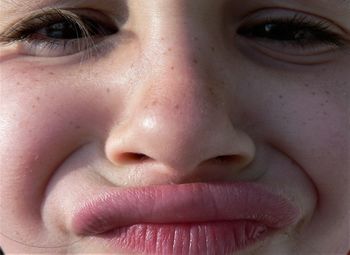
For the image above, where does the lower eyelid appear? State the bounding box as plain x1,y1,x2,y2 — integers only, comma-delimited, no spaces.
235,35,344,66
16,37,92,57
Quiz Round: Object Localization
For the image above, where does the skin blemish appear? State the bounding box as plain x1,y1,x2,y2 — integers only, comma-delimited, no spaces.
36,96,40,101
75,125,81,130
325,90,331,95
171,66,175,70
193,58,198,64
174,104,180,110
106,88,110,93
168,48,172,52
304,83,309,87
211,46,215,52
49,72,54,75
279,95,284,99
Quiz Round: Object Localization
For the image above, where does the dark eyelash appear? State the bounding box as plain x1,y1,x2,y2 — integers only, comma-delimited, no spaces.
0,8,102,44
237,14,345,47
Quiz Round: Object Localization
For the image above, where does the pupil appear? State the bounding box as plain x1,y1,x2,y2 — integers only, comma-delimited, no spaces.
260,23,312,41
44,21,83,39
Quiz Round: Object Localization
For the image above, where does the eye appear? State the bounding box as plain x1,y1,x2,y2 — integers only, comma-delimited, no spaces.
238,21,334,44
236,11,347,56
0,8,119,57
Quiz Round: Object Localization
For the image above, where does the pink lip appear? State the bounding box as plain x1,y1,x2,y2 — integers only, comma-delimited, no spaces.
72,182,299,254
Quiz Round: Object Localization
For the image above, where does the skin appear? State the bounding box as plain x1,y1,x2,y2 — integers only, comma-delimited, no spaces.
0,0,349,254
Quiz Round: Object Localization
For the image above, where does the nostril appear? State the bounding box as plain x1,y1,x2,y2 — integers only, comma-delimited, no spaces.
212,155,248,167
117,152,151,164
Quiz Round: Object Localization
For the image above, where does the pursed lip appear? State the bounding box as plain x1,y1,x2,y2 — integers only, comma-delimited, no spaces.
71,182,300,236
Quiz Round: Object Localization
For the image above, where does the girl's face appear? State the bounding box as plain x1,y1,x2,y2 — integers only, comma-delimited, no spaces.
0,0,349,254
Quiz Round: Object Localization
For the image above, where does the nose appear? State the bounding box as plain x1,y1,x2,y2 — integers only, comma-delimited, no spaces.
105,18,255,184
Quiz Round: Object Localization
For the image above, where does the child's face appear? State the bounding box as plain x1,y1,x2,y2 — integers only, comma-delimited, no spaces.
0,0,349,254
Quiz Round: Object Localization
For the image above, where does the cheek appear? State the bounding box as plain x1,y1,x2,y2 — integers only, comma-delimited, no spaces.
0,67,113,217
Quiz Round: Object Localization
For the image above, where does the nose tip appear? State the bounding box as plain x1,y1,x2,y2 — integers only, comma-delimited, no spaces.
105,86,256,183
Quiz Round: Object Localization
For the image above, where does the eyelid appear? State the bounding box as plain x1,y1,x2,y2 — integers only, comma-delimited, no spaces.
0,7,119,58
238,8,346,36
0,8,118,43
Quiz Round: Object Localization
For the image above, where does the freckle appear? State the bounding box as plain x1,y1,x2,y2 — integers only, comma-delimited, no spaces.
106,88,110,93
325,90,330,95
279,95,283,99
194,36,198,41
312,92,316,96
69,121,73,126
304,83,309,87
193,58,198,64
16,81,20,85
161,37,165,41
171,66,175,70
152,100,158,106
323,111,328,116
168,48,172,52
49,72,54,75
175,104,180,110
211,46,215,52
36,96,40,101
75,125,81,130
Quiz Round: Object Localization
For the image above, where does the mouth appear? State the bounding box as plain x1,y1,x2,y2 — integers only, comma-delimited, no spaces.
72,182,299,254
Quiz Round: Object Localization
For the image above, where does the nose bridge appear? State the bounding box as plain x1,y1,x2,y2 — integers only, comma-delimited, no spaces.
133,5,222,143
129,44,224,169
135,0,214,74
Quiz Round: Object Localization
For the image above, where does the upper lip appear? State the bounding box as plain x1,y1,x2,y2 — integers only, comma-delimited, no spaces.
71,182,300,235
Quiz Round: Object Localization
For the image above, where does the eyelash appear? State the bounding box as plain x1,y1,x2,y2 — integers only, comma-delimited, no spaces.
237,14,345,48
0,9,118,57
0,9,345,57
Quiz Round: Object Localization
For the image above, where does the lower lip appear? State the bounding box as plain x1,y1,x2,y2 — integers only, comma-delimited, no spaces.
98,220,270,254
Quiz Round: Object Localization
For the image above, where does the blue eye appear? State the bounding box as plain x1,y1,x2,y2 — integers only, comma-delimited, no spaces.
40,20,83,40
37,16,117,40
0,8,119,57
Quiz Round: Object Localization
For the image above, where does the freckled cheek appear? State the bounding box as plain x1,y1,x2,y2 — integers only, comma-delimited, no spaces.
0,80,97,189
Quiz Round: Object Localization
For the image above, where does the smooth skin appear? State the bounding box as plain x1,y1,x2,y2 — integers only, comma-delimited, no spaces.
0,0,349,254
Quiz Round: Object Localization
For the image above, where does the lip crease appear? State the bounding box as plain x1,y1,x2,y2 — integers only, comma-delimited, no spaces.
71,182,300,254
